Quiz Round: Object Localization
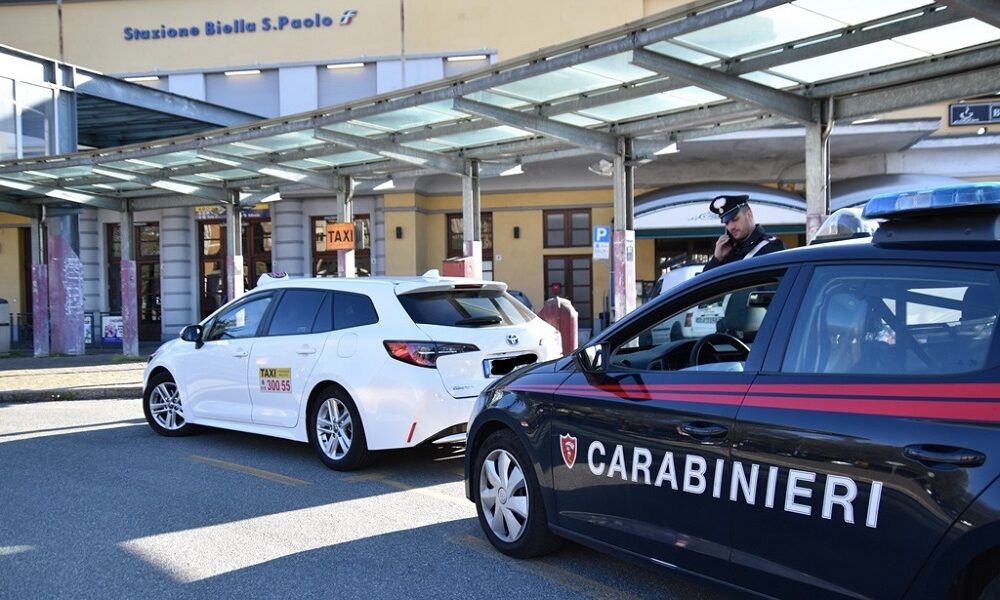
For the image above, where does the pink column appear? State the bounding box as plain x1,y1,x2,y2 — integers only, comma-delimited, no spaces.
48,227,85,356
612,229,636,323
31,264,49,357
120,259,139,356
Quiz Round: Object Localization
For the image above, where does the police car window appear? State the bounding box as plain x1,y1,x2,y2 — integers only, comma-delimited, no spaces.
333,291,378,330
611,280,779,373
204,293,273,341
782,265,999,375
266,290,329,336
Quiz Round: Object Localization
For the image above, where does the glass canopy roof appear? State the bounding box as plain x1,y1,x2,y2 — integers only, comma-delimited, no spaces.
0,0,997,210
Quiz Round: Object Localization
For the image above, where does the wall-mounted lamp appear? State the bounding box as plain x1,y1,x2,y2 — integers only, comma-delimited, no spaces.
587,159,614,177
223,69,261,77
395,226,403,239
446,54,488,62
499,163,524,177
326,62,365,70
373,178,395,191
653,142,679,155
513,226,520,239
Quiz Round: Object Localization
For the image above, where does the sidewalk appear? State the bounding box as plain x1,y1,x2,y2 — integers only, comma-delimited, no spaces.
0,342,161,403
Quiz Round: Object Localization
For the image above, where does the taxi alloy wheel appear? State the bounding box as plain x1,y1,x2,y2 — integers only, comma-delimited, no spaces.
142,372,196,437
475,429,561,558
309,387,373,471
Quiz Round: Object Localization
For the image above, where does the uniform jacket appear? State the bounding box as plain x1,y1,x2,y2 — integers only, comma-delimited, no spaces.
704,224,785,271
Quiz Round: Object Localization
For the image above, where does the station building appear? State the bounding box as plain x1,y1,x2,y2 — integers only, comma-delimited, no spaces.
0,0,998,349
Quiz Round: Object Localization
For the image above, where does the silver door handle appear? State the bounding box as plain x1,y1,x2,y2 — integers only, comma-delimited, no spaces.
232,350,249,358
296,347,317,355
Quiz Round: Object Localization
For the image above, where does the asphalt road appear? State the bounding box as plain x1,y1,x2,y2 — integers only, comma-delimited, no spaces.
0,399,735,600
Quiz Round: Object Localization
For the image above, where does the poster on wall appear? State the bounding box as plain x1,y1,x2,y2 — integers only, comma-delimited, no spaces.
102,315,123,344
84,314,93,344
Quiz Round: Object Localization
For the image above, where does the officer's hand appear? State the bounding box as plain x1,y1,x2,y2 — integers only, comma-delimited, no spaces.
714,234,733,261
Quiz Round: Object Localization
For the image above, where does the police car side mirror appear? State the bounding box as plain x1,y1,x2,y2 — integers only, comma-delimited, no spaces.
180,324,203,349
578,342,608,373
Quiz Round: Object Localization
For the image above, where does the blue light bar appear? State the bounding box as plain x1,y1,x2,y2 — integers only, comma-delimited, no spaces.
862,183,1000,219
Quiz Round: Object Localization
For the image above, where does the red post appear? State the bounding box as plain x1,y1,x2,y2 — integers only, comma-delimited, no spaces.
538,283,578,355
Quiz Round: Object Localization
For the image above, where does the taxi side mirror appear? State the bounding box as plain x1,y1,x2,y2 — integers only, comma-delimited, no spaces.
578,342,608,373
180,324,203,349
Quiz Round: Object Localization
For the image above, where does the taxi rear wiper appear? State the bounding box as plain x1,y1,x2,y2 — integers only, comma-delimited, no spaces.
455,315,503,326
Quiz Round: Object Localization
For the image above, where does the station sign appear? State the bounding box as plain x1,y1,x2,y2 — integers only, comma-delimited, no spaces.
949,102,1000,126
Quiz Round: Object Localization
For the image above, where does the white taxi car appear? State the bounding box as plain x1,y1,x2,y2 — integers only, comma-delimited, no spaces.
142,271,562,470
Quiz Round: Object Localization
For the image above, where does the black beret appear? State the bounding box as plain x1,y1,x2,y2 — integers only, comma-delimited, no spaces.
709,194,749,223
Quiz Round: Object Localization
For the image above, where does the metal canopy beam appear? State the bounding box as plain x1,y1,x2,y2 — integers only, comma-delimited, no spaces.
91,165,231,203
0,197,39,218
835,64,1000,119
313,128,466,175
938,0,1000,28
722,6,961,75
130,194,228,211
75,71,263,127
304,0,792,128
453,97,619,156
198,150,342,192
810,45,1000,99
630,48,816,123
0,177,122,211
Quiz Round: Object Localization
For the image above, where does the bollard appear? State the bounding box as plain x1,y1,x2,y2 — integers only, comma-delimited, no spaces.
538,283,578,355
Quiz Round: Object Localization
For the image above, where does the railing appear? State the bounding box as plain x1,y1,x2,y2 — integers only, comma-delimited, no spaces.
12,312,126,349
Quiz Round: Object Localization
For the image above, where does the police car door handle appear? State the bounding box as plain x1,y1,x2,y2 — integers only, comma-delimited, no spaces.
679,422,728,439
904,445,986,467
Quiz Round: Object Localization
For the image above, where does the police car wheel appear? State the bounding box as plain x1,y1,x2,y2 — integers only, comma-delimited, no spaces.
142,372,197,437
308,387,374,471
474,429,561,558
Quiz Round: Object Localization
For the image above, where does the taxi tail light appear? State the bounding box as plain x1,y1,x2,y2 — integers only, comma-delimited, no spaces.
383,340,479,368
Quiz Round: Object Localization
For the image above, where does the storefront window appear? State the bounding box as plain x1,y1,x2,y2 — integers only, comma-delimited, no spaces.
312,215,371,276
19,83,53,158
107,223,161,340
544,209,590,248
0,77,14,161
447,213,493,280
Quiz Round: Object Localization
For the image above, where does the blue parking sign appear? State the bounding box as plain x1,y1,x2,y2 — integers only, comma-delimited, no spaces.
593,225,611,243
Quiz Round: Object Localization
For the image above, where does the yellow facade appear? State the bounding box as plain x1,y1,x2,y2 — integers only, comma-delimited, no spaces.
0,215,28,311
379,188,622,314
0,0,674,74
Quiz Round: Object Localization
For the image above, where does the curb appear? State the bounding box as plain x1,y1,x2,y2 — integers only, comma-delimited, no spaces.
0,385,144,403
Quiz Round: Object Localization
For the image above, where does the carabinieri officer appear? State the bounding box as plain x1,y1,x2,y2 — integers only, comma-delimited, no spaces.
704,194,785,271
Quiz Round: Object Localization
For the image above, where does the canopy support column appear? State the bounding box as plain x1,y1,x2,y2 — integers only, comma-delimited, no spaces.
337,175,356,278
462,159,482,279
30,215,48,357
119,207,139,357
612,137,636,323
47,209,85,356
805,103,832,243
226,193,245,300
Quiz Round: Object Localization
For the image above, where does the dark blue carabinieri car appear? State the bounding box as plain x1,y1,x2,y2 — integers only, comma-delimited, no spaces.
464,183,1000,600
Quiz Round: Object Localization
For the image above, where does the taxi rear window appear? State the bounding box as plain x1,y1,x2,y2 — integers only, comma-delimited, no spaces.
782,265,998,375
398,290,535,327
